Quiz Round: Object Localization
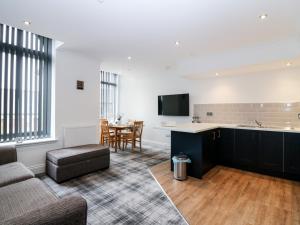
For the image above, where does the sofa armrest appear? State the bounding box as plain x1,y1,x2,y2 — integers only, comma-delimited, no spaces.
1,196,87,225
0,144,17,165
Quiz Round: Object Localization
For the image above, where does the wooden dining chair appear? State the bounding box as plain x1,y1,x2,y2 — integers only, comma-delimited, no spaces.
100,119,117,147
121,121,144,151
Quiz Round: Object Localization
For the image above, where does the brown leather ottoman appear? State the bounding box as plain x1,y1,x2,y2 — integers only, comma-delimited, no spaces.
46,144,110,183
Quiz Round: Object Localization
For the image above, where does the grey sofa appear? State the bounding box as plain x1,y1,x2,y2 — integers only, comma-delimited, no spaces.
0,145,87,225
46,144,110,183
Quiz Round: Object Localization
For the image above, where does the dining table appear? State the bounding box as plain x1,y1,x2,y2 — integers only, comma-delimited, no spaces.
108,124,133,152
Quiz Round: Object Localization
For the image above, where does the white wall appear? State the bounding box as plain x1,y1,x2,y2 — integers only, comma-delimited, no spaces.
192,68,300,104
119,67,300,147
17,49,100,174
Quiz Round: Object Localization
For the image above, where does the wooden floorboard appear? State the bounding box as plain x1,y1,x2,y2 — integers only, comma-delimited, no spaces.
150,161,300,225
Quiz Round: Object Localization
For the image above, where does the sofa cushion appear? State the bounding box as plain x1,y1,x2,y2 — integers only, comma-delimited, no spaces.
47,144,110,166
0,162,34,187
0,178,57,222
0,144,17,165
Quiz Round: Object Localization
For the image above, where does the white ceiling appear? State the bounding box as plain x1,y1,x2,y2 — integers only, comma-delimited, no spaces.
0,0,299,78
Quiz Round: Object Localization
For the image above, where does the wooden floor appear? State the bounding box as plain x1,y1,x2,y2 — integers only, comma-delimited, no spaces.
150,161,300,225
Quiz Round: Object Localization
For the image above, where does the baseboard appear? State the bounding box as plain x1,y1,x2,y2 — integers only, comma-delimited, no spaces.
28,163,45,175
143,139,171,149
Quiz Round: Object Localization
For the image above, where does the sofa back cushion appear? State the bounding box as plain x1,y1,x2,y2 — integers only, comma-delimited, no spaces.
0,145,17,165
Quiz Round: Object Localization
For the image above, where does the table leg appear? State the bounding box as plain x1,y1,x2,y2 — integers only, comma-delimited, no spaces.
114,128,118,152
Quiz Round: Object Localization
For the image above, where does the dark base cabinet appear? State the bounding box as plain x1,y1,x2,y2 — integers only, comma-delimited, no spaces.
258,131,284,176
235,129,258,170
171,130,217,179
171,131,203,179
284,133,300,180
217,129,235,167
202,129,218,175
171,128,300,181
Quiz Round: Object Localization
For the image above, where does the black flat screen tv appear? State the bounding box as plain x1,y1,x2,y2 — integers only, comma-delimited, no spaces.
158,93,189,116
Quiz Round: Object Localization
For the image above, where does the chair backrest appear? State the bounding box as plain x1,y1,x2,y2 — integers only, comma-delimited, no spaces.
133,121,143,138
100,118,108,126
100,119,110,135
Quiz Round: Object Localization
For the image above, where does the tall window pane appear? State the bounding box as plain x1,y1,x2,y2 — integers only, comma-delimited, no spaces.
0,23,52,143
100,71,118,122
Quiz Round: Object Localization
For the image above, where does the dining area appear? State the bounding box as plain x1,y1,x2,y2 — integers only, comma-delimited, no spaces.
99,119,144,152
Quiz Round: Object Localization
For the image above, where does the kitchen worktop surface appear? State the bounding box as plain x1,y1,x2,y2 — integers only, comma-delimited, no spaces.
157,122,300,133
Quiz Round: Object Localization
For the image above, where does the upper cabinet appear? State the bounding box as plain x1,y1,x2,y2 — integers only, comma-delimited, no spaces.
284,133,300,178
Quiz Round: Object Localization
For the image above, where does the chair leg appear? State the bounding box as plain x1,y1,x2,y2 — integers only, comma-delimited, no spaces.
140,140,142,151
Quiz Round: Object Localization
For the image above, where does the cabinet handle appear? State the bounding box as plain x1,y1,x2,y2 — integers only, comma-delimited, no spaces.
213,132,216,140
217,130,221,138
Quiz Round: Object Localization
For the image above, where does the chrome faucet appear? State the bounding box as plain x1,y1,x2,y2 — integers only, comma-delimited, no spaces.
255,120,263,127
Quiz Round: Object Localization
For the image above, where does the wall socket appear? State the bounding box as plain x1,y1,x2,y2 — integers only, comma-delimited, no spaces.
207,112,213,116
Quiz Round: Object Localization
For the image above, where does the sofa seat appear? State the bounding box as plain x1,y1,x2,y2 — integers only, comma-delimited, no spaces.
0,178,57,222
0,162,34,187
46,144,110,183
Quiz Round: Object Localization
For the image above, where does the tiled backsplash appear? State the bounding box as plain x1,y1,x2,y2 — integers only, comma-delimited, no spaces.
194,102,300,128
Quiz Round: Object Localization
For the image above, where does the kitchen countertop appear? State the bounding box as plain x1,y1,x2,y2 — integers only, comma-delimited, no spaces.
156,122,300,133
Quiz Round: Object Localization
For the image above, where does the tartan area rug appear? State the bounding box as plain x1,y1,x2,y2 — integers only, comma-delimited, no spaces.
41,146,187,225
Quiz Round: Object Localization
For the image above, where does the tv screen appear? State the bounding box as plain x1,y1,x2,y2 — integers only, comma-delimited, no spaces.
158,94,189,116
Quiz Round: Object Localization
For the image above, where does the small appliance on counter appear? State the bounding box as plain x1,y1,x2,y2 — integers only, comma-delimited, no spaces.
192,116,201,123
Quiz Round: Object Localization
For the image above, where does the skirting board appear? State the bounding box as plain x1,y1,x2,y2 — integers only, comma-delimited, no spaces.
143,139,170,149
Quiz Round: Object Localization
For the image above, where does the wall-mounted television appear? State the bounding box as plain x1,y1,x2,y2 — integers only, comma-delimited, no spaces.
158,93,189,116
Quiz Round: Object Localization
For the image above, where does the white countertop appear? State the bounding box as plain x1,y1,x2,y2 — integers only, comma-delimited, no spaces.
156,123,300,134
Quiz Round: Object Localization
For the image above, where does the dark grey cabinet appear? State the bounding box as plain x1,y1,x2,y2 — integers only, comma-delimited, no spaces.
284,133,300,179
217,128,235,166
235,129,258,169
258,131,284,175
171,128,300,181
202,129,218,174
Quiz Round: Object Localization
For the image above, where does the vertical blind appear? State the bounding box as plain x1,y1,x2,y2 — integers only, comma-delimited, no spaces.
0,23,52,143
100,71,118,121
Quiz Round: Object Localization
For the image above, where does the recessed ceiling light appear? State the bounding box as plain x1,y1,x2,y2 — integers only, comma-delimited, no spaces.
215,72,219,76
175,41,180,46
127,56,132,60
286,62,292,67
259,14,268,20
23,20,31,26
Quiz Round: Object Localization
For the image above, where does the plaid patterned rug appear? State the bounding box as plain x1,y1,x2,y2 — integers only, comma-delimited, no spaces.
41,146,187,225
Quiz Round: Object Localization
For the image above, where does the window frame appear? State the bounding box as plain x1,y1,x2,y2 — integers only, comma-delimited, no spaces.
0,23,53,143
100,71,118,122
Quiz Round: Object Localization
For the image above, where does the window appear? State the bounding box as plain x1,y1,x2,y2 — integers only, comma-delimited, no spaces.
0,23,53,143
100,71,118,122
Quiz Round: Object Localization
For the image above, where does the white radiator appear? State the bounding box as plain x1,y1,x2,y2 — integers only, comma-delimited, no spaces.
63,125,98,148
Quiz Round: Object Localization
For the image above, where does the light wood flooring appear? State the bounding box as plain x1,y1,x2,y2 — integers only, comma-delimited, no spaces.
150,161,300,225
